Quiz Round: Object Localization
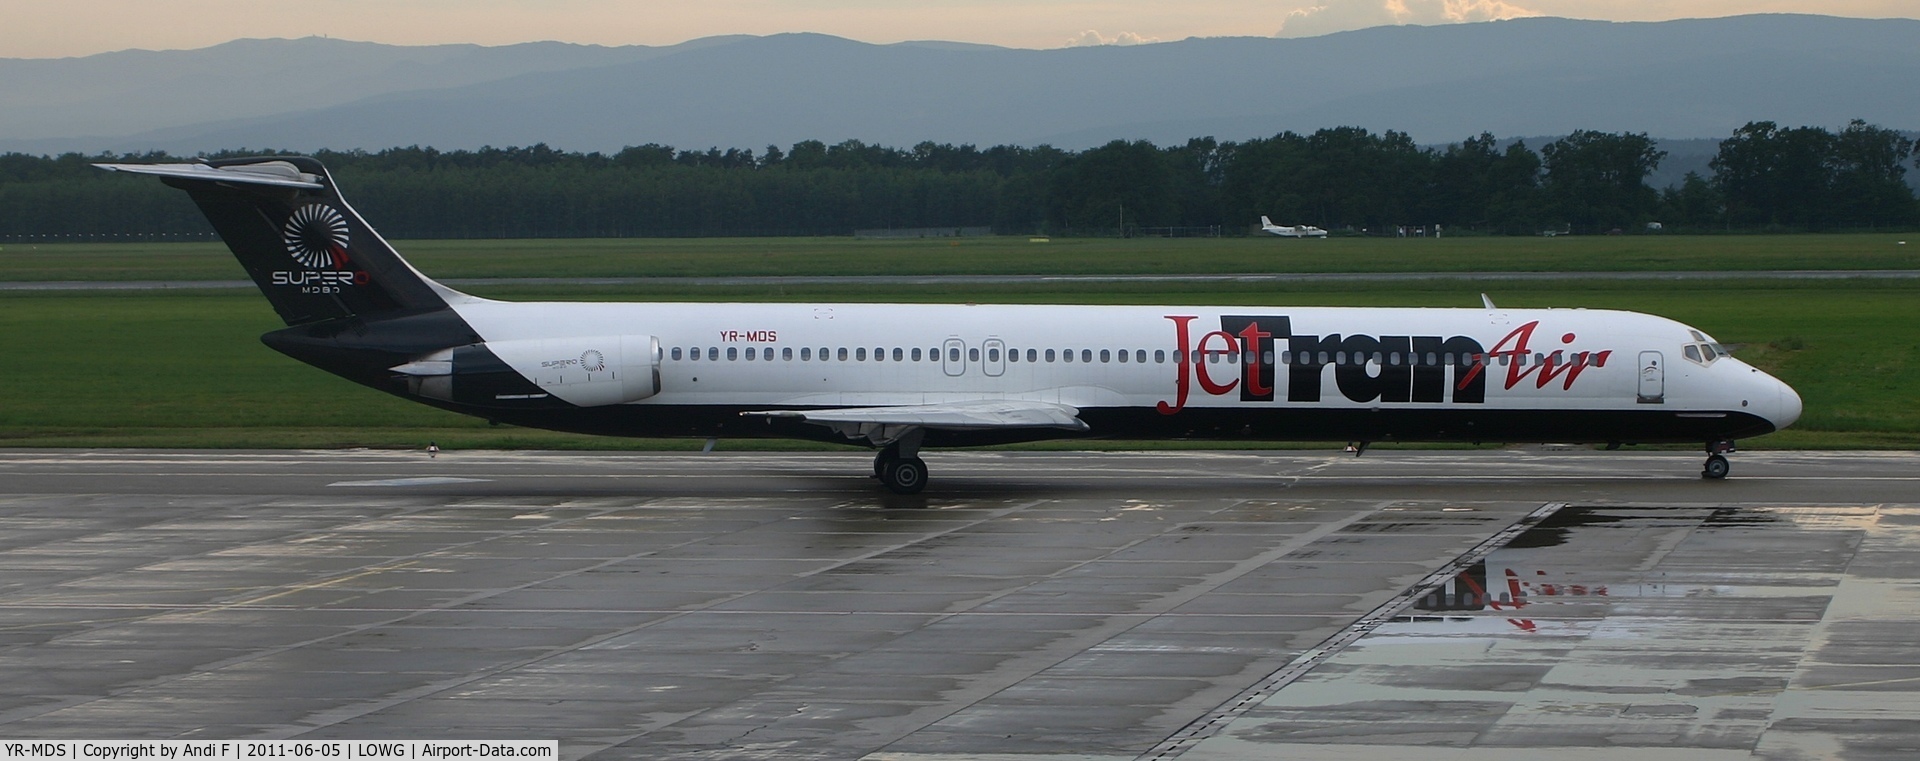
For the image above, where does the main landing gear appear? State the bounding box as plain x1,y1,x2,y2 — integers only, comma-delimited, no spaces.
873,441,928,495
1702,440,1735,480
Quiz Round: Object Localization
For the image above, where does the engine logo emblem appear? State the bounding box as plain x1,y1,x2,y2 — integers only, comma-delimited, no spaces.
282,203,351,269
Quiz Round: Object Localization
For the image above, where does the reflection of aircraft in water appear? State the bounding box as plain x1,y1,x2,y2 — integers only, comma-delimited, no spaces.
1413,556,1615,632
1410,508,1746,632
1260,216,1328,237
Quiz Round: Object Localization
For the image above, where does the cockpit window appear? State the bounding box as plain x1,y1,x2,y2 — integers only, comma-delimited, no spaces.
1681,330,1728,366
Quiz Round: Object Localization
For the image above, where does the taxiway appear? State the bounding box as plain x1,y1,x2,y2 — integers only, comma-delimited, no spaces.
0,449,1914,760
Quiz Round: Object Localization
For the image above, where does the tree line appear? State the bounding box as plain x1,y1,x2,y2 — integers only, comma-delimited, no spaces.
1,120,1914,239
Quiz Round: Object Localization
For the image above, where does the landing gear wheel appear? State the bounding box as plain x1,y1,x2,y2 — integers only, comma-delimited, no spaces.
1702,454,1730,480
880,457,928,494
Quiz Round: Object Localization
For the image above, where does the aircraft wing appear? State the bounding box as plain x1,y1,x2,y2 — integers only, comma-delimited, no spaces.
744,400,1089,432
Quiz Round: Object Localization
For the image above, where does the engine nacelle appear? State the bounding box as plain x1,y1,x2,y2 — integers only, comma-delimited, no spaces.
396,334,661,407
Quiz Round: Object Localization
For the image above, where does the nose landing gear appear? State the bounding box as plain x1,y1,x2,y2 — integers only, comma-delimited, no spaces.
1702,440,1735,479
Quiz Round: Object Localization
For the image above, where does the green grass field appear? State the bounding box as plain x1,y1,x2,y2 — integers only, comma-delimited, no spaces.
3,264,1915,450
4,233,1919,281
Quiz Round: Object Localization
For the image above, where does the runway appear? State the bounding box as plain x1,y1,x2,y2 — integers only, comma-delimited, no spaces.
1,449,1916,760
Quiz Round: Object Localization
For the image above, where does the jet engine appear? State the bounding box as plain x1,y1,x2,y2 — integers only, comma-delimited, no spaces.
393,334,661,408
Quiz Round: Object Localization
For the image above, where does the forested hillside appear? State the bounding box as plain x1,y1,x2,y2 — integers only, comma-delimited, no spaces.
2,121,1914,240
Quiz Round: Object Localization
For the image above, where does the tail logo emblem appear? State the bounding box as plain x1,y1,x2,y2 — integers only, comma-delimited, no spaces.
282,203,352,269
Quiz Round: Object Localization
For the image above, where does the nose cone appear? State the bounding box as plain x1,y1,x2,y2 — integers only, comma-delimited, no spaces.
1770,377,1803,432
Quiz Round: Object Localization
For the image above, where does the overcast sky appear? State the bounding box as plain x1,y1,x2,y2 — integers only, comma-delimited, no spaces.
4,0,1916,58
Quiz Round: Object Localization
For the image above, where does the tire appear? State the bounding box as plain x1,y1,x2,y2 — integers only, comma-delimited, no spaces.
1702,454,1730,480
882,457,928,494
873,444,901,478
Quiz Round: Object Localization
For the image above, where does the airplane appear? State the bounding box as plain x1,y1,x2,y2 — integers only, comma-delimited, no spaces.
97,157,1801,493
1260,216,1328,238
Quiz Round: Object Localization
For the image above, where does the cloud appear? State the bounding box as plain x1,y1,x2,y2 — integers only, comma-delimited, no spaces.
1278,0,1543,38
1065,29,1160,47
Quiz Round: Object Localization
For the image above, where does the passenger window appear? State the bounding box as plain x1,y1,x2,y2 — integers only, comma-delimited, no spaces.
1279,351,1290,365
893,347,903,361
782,347,792,361
970,348,980,362
671,347,683,360
949,347,961,362
801,347,812,361
1136,350,1146,364
1154,349,1165,363
1317,351,1329,365
747,348,758,361
1064,349,1075,363
728,347,739,361
1046,349,1056,362
708,347,718,361
989,348,1000,362
1100,349,1111,363
1081,349,1092,363
838,348,848,361
856,348,867,361
911,347,921,361
1008,349,1019,363
1028,348,1038,362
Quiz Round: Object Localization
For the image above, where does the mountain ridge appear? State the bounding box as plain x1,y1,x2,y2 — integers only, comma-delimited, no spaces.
3,14,1916,155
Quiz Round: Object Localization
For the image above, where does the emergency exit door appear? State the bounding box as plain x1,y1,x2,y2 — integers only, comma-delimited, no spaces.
943,338,966,377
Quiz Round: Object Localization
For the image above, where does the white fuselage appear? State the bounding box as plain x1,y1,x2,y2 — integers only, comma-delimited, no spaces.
446,297,1800,432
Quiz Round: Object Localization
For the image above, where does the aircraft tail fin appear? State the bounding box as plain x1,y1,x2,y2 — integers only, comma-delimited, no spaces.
96,157,468,326
1259,215,1275,228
